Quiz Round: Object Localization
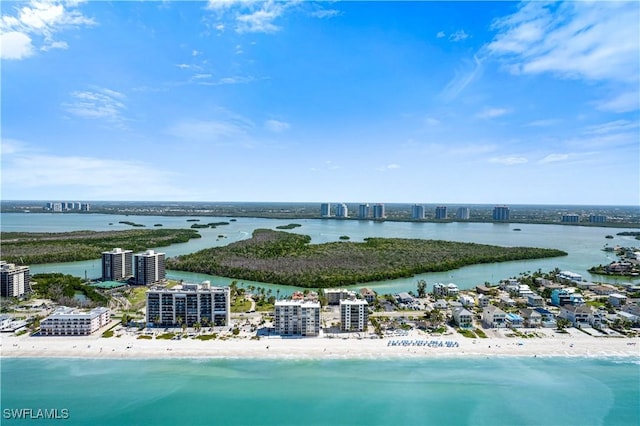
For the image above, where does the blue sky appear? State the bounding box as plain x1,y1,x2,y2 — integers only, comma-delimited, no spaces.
1,0,638,205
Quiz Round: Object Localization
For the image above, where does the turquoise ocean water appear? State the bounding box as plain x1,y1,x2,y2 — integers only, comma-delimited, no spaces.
2,357,639,426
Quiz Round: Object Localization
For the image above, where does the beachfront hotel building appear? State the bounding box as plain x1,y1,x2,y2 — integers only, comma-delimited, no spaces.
339,299,369,332
320,203,332,217
411,204,425,220
492,206,510,221
325,289,357,305
457,207,470,220
0,261,30,298
40,306,111,336
435,206,448,220
335,203,349,218
134,250,166,285
372,203,386,219
274,300,321,336
101,248,133,281
146,281,230,328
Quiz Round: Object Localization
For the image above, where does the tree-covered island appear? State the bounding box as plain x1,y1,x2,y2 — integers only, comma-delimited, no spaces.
166,229,567,288
0,229,201,264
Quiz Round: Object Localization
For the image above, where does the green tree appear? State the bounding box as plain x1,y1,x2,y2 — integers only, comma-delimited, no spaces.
416,279,427,298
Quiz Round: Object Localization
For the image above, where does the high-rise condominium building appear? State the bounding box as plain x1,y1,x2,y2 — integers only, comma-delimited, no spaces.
435,206,448,220
335,203,349,218
101,248,133,281
320,203,332,217
340,299,369,332
372,203,386,219
0,261,30,298
146,281,230,327
492,206,510,221
274,300,321,336
457,207,470,220
411,204,425,220
134,250,166,285
358,204,370,219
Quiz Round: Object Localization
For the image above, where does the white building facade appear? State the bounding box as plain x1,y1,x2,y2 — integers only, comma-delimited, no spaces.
40,307,111,336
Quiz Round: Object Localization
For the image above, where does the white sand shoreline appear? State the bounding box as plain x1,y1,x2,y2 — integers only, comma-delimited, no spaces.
3,332,639,361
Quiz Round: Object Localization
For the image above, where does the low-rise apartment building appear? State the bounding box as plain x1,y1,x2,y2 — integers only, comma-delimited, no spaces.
40,306,110,336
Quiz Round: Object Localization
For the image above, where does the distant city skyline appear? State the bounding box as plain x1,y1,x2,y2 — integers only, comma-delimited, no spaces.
1,1,638,205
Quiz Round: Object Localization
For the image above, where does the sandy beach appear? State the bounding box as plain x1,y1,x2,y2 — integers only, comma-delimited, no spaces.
3,329,639,360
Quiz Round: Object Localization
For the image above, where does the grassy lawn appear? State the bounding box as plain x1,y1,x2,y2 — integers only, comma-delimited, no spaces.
127,287,149,310
457,328,477,338
231,298,252,313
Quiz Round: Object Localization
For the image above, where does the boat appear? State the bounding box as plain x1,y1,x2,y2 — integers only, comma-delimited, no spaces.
513,228,521,231
605,235,614,239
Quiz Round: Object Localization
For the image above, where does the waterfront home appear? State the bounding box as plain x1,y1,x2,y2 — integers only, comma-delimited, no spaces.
617,311,640,326
551,288,585,306
40,306,110,336
505,313,524,328
482,305,507,328
609,293,627,308
591,285,617,296
559,305,603,328
453,307,473,328
520,308,542,327
475,285,497,295
433,283,459,298
395,292,415,304
459,294,475,308
477,294,490,308
499,295,516,307
527,294,544,307
433,299,448,310
359,288,376,303
534,307,557,328
557,271,583,283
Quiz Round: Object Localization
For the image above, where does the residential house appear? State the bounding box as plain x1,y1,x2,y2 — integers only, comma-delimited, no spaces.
534,307,557,328
520,308,542,327
482,305,507,328
559,305,603,328
527,294,544,307
453,307,473,328
505,313,524,328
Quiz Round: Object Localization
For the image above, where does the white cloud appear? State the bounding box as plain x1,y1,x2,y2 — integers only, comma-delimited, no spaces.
525,119,561,127
436,31,445,38
205,0,292,34
376,163,400,172
489,156,528,165
236,6,282,33
0,31,33,59
63,88,126,122
167,118,250,144
538,153,569,164
441,54,483,101
487,2,639,83
476,107,510,119
596,91,640,113
424,117,440,126
265,119,290,133
0,0,95,59
449,30,469,42
584,120,639,135
310,9,341,19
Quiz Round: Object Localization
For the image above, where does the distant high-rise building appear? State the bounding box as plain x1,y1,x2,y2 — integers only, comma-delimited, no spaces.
372,203,385,219
435,206,448,220
358,204,370,219
102,248,133,281
457,207,470,220
335,203,349,218
589,215,607,223
492,206,510,221
562,214,580,223
0,261,30,298
411,204,425,220
134,250,165,285
80,203,90,211
320,203,332,217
